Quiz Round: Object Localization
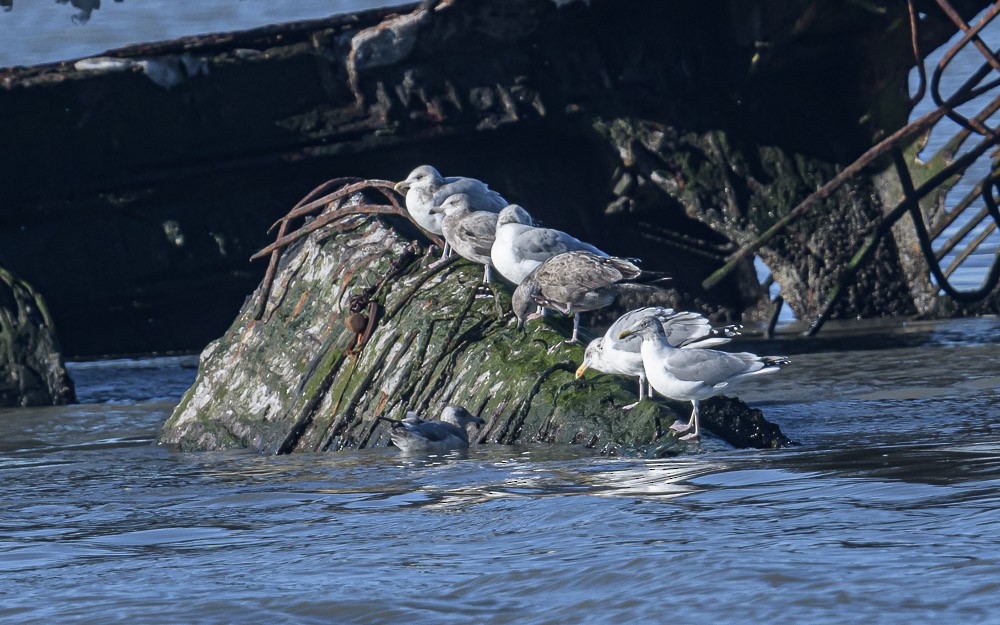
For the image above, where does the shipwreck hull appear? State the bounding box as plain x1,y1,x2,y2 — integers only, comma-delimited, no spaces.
2,0,991,357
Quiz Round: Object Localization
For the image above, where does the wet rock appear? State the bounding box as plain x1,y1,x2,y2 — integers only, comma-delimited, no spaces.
159,204,791,455
0,267,75,407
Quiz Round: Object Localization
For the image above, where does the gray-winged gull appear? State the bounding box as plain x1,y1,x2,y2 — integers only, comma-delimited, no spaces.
575,307,740,409
430,193,500,283
512,251,669,344
491,205,608,285
394,165,507,258
618,316,789,439
384,405,486,453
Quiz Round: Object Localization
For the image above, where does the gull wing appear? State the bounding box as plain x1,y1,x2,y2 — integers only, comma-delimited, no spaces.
455,211,499,259
533,252,640,304
512,228,607,264
662,349,765,385
433,178,507,212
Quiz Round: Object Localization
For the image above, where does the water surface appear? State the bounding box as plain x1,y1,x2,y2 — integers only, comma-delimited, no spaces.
0,1,411,68
1,318,998,624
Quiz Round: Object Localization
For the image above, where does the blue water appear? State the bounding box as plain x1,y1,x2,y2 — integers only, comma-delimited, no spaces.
1,317,998,624
0,1,411,68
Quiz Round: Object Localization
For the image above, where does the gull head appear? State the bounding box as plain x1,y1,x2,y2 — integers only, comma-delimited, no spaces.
440,405,486,428
617,316,664,341
395,164,444,193
430,193,473,215
511,279,540,329
576,338,604,378
496,204,534,228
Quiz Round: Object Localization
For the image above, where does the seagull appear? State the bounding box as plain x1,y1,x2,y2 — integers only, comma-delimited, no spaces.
383,405,486,453
618,316,789,439
576,307,741,409
393,166,507,258
491,205,608,285
512,251,670,344
430,194,499,283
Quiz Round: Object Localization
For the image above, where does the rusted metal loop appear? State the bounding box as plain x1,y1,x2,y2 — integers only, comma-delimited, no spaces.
930,61,1000,142
930,1,1000,110
960,72,1000,102
932,0,1000,77
267,177,365,234
268,179,399,232
251,202,409,261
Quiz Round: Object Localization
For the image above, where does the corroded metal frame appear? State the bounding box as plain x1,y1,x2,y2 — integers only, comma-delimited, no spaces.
703,0,1000,335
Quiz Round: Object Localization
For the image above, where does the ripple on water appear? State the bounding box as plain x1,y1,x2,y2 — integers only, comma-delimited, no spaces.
1,319,1000,624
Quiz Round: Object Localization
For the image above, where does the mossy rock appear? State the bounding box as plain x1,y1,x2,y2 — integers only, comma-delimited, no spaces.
160,208,791,455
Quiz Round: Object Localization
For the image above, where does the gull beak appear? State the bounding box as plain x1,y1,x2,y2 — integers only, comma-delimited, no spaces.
393,180,411,193
575,362,589,379
617,329,634,340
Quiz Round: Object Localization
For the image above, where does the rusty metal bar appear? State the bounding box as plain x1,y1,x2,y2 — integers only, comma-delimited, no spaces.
251,203,413,261
944,220,998,277
266,179,399,232
929,178,985,239
908,0,927,106
934,204,991,260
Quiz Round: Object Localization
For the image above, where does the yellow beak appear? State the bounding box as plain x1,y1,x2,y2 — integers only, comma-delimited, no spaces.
575,362,589,379
617,329,634,340
393,180,410,193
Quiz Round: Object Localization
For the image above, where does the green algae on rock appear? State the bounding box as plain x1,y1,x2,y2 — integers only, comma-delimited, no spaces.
159,201,792,455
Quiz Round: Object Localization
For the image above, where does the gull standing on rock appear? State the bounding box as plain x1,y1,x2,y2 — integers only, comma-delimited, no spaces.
383,405,486,453
512,251,670,344
393,165,507,258
575,307,740,409
491,204,608,285
618,316,789,439
430,194,500,283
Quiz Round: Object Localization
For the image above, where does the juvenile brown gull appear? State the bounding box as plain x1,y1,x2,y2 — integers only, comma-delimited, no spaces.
576,307,740,409
512,251,669,344
618,316,789,439
431,193,500,283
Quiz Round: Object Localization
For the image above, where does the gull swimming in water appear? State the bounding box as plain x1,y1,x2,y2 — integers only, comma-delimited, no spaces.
576,307,741,409
618,316,789,439
430,193,499,283
383,405,486,453
491,205,608,285
393,165,507,258
512,251,669,344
